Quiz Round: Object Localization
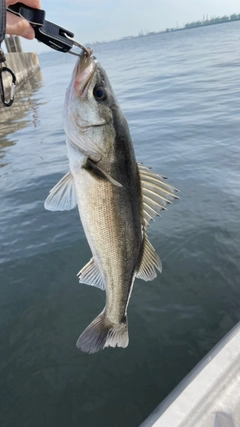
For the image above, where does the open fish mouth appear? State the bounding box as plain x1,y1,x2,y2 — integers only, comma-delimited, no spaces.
74,53,97,98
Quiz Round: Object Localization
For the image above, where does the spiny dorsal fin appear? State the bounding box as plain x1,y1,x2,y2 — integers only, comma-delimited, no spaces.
77,258,106,291
138,163,179,229
44,171,77,211
136,236,162,281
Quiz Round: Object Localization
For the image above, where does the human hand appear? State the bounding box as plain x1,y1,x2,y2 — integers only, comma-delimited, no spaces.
6,0,41,39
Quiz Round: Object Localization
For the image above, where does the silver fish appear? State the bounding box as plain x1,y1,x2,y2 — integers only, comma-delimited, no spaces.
45,51,179,354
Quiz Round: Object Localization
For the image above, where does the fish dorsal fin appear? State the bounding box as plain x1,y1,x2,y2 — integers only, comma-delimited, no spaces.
77,258,106,291
44,171,77,211
85,159,122,188
136,236,162,281
138,163,179,230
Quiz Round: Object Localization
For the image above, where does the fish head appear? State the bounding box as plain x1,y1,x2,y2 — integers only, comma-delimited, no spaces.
64,51,127,159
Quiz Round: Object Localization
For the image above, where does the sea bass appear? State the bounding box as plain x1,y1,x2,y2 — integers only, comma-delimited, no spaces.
45,51,179,354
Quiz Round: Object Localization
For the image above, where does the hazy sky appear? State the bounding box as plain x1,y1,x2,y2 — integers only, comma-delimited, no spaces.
18,0,240,53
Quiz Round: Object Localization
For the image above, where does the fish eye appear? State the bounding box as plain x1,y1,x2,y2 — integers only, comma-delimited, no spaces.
93,86,107,101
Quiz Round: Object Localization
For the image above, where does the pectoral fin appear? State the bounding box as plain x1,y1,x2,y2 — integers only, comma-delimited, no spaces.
136,236,162,281
44,171,77,211
85,159,122,188
77,258,106,291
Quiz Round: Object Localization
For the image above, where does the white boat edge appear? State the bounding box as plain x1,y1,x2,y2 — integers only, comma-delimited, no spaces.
140,321,240,427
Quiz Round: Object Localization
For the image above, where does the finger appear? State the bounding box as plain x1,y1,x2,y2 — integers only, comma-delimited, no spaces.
6,0,41,9
6,12,35,39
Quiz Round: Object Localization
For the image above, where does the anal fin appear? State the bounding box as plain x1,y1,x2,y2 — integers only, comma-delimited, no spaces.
77,258,105,291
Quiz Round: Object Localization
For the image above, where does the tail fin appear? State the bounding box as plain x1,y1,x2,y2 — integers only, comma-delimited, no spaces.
76,310,129,354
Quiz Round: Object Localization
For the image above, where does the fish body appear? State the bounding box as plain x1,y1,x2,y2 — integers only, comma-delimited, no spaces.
67,126,142,351
45,52,178,353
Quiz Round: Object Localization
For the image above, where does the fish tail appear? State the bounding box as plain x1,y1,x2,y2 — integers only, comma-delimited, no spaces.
76,310,129,354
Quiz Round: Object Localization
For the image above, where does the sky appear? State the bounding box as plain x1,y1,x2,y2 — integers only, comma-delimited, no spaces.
17,0,240,53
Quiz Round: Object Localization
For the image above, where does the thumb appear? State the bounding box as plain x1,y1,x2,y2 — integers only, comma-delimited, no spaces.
6,11,35,39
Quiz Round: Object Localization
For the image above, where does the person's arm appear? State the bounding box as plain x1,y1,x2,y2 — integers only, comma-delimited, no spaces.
6,0,41,39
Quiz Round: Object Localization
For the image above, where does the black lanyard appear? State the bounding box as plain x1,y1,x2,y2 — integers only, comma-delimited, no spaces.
7,3,90,56
0,2,91,107
0,0,6,46
0,0,16,107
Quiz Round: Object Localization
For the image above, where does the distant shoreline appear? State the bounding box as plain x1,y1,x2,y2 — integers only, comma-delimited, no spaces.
89,16,240,46
165,16,240,33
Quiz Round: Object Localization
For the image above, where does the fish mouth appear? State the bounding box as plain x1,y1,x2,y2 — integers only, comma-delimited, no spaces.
74,52,97,98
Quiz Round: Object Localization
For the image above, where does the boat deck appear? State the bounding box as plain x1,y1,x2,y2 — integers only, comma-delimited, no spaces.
141,322,240,427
